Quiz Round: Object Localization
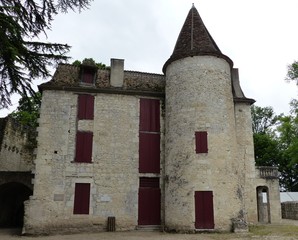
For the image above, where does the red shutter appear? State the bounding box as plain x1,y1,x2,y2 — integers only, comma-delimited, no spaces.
73,183,90,214
75,131,93,163
195,131,208,153
139,133,160,173
140,99,160,132
195,191,214,229
78,95,94,120
82,69,94,84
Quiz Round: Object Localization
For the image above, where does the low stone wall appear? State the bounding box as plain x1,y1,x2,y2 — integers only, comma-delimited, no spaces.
281,202,298,220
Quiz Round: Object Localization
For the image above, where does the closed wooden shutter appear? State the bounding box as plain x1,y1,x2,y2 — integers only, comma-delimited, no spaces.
73,183,90,214
139,133,160,173
82,69,95,84
140,98,160,132
78,95,94,120
139,98,160,173
195,191,214,229
195,131,208,153
75,131,93,163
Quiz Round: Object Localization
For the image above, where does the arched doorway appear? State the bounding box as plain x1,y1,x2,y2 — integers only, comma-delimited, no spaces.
0,182,32,228
256,186,271,223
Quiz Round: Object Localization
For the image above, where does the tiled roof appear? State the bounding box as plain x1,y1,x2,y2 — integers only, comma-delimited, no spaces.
163,5,233,73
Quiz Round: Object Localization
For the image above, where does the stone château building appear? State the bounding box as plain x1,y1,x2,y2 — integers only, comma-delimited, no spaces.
0,5,281,234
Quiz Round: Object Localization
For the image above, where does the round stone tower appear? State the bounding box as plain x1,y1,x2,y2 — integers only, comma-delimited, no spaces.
163,5,248,231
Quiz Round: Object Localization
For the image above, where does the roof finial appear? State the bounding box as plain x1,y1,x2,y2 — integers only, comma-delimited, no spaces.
192,3,195,8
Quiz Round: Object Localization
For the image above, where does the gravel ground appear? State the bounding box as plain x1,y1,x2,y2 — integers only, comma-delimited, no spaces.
1,220,298,240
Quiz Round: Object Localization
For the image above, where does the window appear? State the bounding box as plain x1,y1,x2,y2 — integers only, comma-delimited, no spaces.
73,183,90,214
81,68,95,84
195,131,208,153
139,98,160,173
139,98,160,132
78,94,94,120
75,131,93,163
139,133,160,173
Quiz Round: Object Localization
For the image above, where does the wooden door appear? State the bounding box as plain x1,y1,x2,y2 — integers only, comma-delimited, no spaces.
138,178,161,225
195,191,214,229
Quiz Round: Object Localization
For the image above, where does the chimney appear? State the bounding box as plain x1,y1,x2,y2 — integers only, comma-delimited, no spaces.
110,58,124,87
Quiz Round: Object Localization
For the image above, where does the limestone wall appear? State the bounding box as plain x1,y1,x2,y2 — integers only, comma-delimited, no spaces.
282,202,298,220
24,90,164,234
0,117,35,172
234,103,258,223
164,56,246,231
254,174,281,223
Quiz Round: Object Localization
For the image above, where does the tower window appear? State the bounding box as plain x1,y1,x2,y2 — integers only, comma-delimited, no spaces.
195,131,208,153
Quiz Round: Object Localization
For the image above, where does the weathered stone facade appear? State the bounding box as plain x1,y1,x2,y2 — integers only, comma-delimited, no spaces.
21,5,281,235
0,117,35,172
0,117,34,227
282,202,298,220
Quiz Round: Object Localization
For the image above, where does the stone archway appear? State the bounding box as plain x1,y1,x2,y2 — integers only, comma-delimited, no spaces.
0,182,32,228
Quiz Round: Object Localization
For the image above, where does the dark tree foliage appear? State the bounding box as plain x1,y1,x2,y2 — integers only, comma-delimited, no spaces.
0,0,93,109
252,103,298,191
10,91,41,128
72,58,110,70
286,60,298,84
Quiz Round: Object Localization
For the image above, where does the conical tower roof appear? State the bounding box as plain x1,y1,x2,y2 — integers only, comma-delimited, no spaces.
163,5,233,73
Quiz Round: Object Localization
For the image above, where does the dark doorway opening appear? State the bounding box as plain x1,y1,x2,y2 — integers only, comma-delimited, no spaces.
0,182,32,228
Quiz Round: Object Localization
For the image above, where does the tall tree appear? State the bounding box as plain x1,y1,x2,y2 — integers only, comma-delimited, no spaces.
277,100,298,191
9,91,41,128
251,104,298,191
286,60,298,84
251,105,280,166
0,0,93,109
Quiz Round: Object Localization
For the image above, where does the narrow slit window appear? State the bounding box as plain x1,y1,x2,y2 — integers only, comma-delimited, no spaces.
195,131,208,153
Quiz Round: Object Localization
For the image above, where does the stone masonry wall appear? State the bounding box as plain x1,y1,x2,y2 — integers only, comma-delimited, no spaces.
0,117,35,172
24,90,164,234
164,56,244,231
234,102,258,224
282,202,298,220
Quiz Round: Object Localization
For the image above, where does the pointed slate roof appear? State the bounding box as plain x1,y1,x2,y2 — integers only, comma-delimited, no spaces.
163,5,233,73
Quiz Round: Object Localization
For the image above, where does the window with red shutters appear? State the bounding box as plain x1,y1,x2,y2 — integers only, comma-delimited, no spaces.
81,68,95,84
139,133,160,173
73,183,90,214
140,98,160,132
139,98,160,173
78,94,94,120
195,131,208,153
75,131,93,163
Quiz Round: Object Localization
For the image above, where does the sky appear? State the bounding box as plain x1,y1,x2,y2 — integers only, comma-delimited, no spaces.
1,0,298,117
